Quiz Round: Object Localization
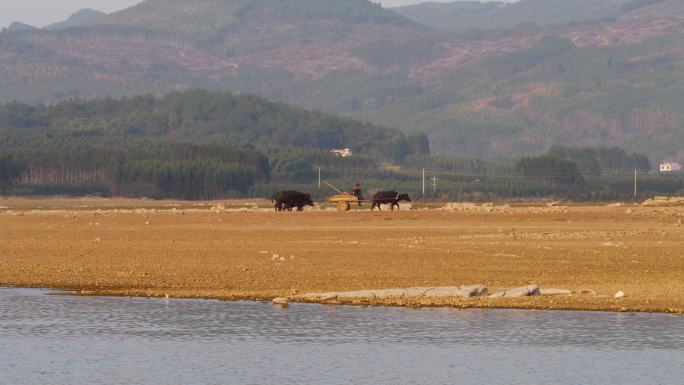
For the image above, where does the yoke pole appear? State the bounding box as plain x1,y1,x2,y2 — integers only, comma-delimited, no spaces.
324,180,344,194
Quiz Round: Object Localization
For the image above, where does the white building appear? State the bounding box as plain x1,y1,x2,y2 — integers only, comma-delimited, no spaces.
330,148,353,158
660,162,682,172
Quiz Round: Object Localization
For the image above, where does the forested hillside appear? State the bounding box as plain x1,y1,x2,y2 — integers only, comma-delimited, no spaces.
0,90,417,160
0,91,428,199
1,0,684,163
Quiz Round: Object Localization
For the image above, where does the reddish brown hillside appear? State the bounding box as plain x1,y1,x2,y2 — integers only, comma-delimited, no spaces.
2,0,684,159
3,0,684,86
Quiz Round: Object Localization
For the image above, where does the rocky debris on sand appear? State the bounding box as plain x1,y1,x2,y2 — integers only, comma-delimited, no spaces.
423,285,488,298
320,295,339,304
293,285,489,300
217,207,250,213
438,202,511,213
580,289,597,296
272,297,289,305
400,203,413,211
291,284,582,302
291,284,579,301
269,253,287,262
602,241,625,247
489,285,540,298
438,202,568,214
614,291,626,298
642,196,684,207
539,288,572,296
133,208,158,215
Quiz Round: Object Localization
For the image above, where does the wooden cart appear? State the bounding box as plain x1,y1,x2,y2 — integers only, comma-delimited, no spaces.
328,193,362,211
324,181,365,211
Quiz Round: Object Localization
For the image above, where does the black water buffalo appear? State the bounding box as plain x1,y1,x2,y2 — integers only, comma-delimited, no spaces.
371,191,411,211
272,191,314,212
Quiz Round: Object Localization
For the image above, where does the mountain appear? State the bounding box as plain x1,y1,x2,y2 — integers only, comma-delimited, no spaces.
44,9,107,31
97,0,414,38
392,0,633,31
6,22,38,32
1,0,684,162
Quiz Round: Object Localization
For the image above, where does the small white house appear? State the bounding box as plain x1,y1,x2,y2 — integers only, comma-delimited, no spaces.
330,148,353,158
660,162,682,172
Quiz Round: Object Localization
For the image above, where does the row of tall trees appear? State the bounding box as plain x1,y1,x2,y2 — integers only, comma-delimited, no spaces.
1,141,269,200
0,154,22,192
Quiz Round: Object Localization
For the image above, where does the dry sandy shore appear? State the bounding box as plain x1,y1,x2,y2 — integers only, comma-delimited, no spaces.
1,197,683,313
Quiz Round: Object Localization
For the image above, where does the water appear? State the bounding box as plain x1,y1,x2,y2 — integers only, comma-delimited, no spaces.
1,288,682,385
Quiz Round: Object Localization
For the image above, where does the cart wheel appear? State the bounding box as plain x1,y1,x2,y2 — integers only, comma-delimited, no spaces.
337,201,351,212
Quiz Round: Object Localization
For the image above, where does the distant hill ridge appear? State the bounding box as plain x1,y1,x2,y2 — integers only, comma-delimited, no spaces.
392,0,670,31
7,22,38,32
45,9,107,31
98,0,414,38
1,0,684,162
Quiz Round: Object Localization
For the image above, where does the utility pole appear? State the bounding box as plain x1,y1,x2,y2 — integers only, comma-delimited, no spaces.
318,166,322,190
422,168,426,197
634,169,637,199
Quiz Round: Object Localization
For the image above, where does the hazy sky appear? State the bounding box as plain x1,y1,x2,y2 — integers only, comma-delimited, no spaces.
0,0,492,29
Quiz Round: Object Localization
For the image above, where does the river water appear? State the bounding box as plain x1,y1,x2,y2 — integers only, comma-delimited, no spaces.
1,287,682,385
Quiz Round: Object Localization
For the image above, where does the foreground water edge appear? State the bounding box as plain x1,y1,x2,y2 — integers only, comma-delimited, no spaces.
1,287,683,385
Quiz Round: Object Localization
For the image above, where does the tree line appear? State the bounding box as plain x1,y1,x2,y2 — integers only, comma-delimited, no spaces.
2,141,681,200
0,141,269,200
1,90,681,201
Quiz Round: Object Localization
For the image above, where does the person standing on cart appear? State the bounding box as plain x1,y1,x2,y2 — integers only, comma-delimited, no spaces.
352,183,363,205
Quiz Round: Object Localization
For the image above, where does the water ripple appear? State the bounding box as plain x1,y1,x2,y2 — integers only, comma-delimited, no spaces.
1,288,682,385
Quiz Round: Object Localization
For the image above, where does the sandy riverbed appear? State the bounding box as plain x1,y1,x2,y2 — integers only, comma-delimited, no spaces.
1,197,683,313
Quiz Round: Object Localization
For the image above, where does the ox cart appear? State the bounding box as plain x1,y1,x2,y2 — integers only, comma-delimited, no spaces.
325,181,367,211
